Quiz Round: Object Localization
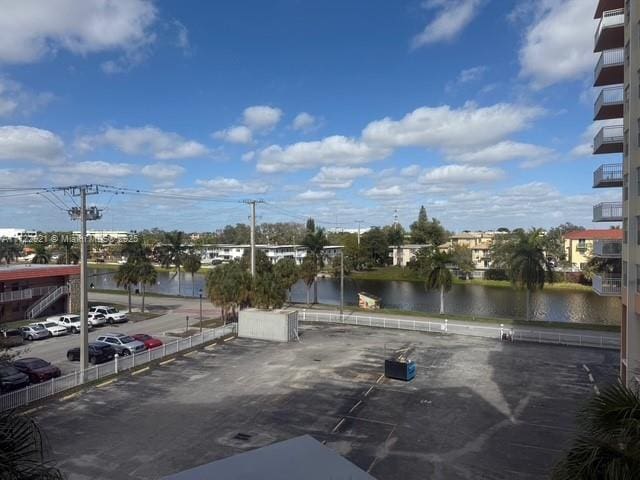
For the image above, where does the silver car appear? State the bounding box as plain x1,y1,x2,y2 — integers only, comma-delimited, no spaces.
95,333,145,356
20,325,49,341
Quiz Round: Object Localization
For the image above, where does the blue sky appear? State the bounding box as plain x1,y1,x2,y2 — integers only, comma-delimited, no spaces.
0,0,619,232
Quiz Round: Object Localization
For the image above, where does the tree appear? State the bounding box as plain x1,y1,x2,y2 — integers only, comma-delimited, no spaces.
450,245,475,279
508,228,554,321
137,261,157,313
31,243,50,264
552,382,640,480
386,224,405,267
206,261,252,323
0,240,21,264
273,257,299,301
182,253,202,297
252,271,287,309
409,206,447,246
302,218,327,304
0,411,64,479
423,251,453,315
114,262,139,313
545,223,585,267
240,248,271,275
299,254,318,306
360,227,389,266
160,231,188,296
330,254,352,277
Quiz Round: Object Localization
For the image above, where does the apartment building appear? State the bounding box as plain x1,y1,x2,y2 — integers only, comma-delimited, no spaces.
199,244,342,266
592,0,637,386
563,229,623,271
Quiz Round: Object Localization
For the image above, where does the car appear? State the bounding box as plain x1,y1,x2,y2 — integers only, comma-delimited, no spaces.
67,343,116,365
89,306,128,324
30,321,68,337
20,325,49,341
0,364,30,393
0,329,25,347
47,314,93,334
95,333,145,356
131,334,163,350
13,358,61,383
87,312,107,327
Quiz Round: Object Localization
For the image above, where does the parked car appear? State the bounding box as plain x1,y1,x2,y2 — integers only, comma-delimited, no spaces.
95,333,145,356
47,314,93,334
13,358,61,383
0,364,30,393
67,343,116,365
0,329,25,347
131,334,163,350
30,321,68,337
89,306,128,324
87,312,107,327
20,325,49,341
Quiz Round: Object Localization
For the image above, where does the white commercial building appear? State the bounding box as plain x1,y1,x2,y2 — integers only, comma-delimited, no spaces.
200,244,342,265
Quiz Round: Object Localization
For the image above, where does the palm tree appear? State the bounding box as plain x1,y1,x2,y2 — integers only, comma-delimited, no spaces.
137,261,157,313
114,262,139,313
273,257,299,302
302,219,327,304
206,261,252,324
299,254,318,306
160,231,188,296
0,241,21,264
0,411,64,479
182,252,202,297
31,243,50,264
508,228,554,321
423,251,453,315
553,381,640,479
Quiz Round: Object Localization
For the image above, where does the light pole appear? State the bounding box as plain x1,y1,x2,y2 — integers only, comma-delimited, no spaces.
199,288,203,333
340,248,344,317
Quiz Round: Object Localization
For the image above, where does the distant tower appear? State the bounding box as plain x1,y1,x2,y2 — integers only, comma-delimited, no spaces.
393,208,399,227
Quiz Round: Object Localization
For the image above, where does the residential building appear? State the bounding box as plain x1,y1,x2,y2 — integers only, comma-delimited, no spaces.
0,264,80,324
199,244,342,266
592,0,635,386
389,244,429,267
563,229,623,271
442,231,506,277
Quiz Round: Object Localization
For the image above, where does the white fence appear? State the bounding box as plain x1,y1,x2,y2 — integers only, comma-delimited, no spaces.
300,311,620,350
0,324,236,412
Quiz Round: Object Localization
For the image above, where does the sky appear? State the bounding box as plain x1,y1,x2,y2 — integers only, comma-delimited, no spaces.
0,0,621,233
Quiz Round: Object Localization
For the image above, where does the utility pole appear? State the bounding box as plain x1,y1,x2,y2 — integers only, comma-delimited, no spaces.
243,200,264,277
65,185,101,380
340,248,344,317
356,220,363,247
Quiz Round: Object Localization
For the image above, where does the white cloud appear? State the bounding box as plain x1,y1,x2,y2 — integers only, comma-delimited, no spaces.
0,77,53,117
311,166,372,189
0,126,65,164
447,141,555,164
518,0,597,89
0,167,45,187
195,177,269,195
292,112,319,133
420,164,505,184
174,20,189,51
400,164,422,176
412,0,484,47
296,190,336,201
213,125,253,145
241,151,256,162
362,102,545,151
570,143,593,157
0,0,157,65
141,163,185,181
243,105,283,132
257,136,391,173
458,65,487,84
76,126,209,159
570,118,619,157
51,161,133,177
362,185,403,198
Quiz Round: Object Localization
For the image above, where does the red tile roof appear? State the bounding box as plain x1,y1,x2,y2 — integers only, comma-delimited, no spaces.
563,229,623,240
0,265,80,282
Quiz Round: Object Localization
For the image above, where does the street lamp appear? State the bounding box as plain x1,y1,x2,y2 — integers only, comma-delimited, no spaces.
199,288,203,333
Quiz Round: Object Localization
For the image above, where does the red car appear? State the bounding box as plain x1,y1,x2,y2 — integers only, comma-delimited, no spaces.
131,334,163,350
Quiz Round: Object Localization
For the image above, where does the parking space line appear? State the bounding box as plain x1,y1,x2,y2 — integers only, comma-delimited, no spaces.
61,392,81,401
96,379,116,388
364,386,374,397
375,374,384,384
332,418,346,433
348,400,363,413
183,351,197,357
132,367,150,376
159,358,175,366
224,337,234,342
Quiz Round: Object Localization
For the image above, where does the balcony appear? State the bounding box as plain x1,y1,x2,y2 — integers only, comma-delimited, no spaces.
594,0,624,19
593,202,623,222
594,48,624,86
593,163,623,187
593,124,623,154
592,274,622,296
593,239,622,257
594,9,624,52
594,86,623,120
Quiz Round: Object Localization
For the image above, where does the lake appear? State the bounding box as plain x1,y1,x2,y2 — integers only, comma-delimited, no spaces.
88,267,621,325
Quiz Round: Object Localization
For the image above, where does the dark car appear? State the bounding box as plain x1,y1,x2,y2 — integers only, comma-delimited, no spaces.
67,343,116,365
13,358,61,383
0,364,30,393
132,334,163,350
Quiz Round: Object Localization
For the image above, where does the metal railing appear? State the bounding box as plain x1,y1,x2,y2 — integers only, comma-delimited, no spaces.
300,311,620,350
593,239,623,257
0,324,236,412
593,202,623,222
0,285,59,304
593,124,624,153
595,48,624,82
593,163,623,187
595,8,624,44
592,274,622,295
594,86,623,118
25,285,69,320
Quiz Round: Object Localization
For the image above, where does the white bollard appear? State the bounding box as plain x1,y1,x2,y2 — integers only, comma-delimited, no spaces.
114,354,119,374
500,323,504,340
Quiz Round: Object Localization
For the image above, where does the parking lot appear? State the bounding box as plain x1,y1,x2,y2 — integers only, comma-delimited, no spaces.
31,323,619,480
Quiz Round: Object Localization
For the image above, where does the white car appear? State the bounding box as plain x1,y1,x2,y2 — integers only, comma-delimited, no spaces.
20,325,49,341
30,321,68,337
87,312,107,327
47,314,93,334
89,306,128,324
